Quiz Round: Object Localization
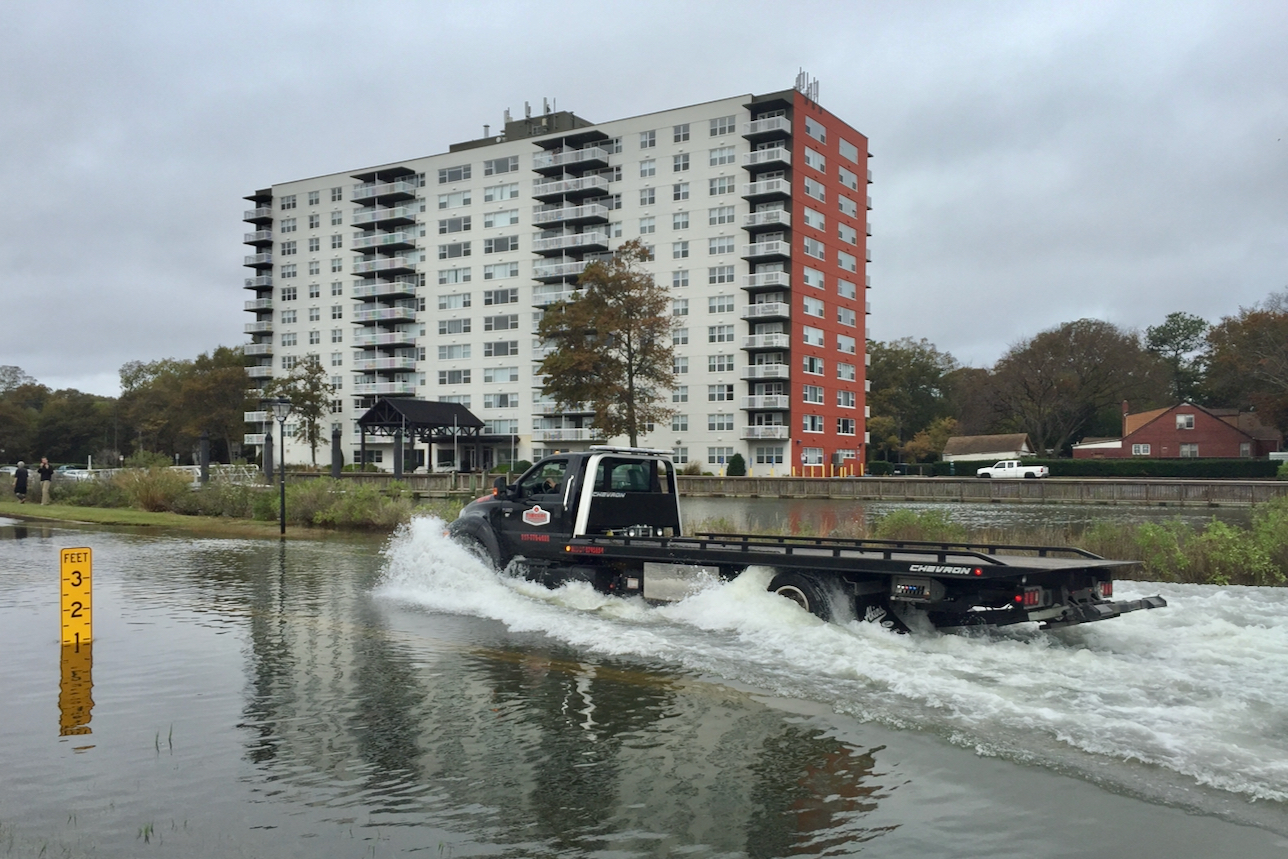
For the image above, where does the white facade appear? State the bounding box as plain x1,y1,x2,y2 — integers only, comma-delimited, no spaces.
244,88,871,472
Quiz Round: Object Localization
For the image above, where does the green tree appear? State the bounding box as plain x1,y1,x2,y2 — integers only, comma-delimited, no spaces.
183,346,250,462
866,338,958,454
536,240,674,446
1146,311,1209,402
265,355,334,466
902,416,959,462
1202,290,1288,433
0,376,47,462
989,318,1168,454
118,357,191,456
33,389,115,463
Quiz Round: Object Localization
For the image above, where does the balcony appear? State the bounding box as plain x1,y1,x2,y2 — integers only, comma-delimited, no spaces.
243,433,267,446
742,363,791,381
743,209,791,230
531,230,609,255
352,230,417,251
533,287,577,307
867,195,873,210
742,302,790,321
353,381,417,396
533,401,594,416
533,258,589,282
353,306,416,323
243,252,273,268
531,175,610,202
532,146,610,175
244,275,273,289
244,298,273,311
243,206,273,223
532,202,610,226
743,271,790,291
353,330,417,348
351,356,418,372
350,180,417,204
743,147,791,169
743,178,791,201
246,365,274,379
741,425,791,440
532,428,598,442
742,240,791,261
352,205,417,227
244,321,273,334
243,343,273,357
744,116,792,141
243,229,273,246
353,280,417,299
353,256,416,276
243,411,268,423
742,333,791,351
741,395,791,411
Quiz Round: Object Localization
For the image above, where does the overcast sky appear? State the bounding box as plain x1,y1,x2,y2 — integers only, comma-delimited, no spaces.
2,0,1285,396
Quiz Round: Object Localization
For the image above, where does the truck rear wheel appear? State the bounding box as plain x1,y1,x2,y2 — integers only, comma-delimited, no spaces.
768,572,833,621
454,534,500,571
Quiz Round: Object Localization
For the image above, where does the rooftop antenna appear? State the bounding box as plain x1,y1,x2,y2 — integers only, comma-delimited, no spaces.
483,124,490,137
543,97,550,114
503,108,511,124
795,68,820,102
524,101,531,118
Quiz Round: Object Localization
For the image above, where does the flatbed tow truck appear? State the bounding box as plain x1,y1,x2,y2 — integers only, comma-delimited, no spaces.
448,447,1166,632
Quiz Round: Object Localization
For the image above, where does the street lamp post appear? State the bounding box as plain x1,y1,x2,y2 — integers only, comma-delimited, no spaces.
266,396,293,535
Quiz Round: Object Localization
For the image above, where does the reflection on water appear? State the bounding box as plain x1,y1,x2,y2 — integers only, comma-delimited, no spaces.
0,519,1285,858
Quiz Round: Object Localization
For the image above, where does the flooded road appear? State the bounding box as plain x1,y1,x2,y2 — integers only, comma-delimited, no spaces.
2,515,1286,857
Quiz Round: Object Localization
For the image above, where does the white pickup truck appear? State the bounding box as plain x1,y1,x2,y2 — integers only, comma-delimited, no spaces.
976,460,1049,479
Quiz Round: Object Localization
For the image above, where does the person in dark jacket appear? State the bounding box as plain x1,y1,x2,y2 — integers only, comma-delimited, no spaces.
37,457,53,505
13,461,28,503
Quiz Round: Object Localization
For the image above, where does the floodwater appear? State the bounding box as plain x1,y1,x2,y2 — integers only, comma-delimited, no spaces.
2,512,1287,858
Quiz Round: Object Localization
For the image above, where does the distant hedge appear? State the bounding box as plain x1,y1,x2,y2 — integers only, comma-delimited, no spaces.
927,458,1281,479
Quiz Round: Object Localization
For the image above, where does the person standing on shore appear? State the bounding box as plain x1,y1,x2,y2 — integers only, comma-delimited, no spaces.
37,457,53,505
13,461,28,503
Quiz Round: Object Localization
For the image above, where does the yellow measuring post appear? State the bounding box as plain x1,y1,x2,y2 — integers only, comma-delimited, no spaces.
60,547,92,649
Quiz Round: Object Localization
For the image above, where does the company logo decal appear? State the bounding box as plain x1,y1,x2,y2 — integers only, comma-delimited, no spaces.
522,505,551,527
908,564,975,576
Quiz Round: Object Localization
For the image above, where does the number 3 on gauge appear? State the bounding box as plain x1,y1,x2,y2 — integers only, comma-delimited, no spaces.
60,547,93,648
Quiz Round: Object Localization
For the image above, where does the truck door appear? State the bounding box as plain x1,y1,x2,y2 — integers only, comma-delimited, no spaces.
497,457,575,555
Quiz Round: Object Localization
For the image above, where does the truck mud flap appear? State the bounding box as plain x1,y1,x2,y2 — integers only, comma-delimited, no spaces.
1039,595,1167,630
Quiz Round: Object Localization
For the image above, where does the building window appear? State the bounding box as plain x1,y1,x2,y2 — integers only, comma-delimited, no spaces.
439,241,471,259
640,159,656,177
483,340,519,357
838,251,857,272
838,390,856,408
438,191,471,209
803,356,824,375
837,334,857,354
438,164,471,184
1241,442,1252,457
839,196,859,217
755,446,784,465
439,344,471,360
307,190,320,205
673,212,689,230
837,418,856,435
484,314,519,331
439,370,471,385
805,117,826,143
672,386,688,402
1180,443,1199,458
439,216,471,234
483,156,518,176
484,288,519,305
803,207,826,231
708,294,735,312
803,385,824,404
803,326,824,347
709,205,735,225
280,195,296,210
804,147,826,172
640,130,656,149
483,393,519,409
803,237,825,260
280,240,297,256
672,327,689,345
484,209,519,228
331,328,343,343
709,176,736,196
839,166,859,191
331,210,342,226
708,324,734,343
708,267,735,285
484,262,519,280
308,306,321,321
673,123,690,143
438,318,471,335
639,216,656,234
709,146,736,166
674,356,689,374
708,354,734,372
837,362,856,381
838,307,857,327
439,266,472,284
673,241,689,259
438,292,471,310
331,187,343,202
803,296,825,318
673,153,690,172
484,366,519,383
803,267,824,289
671,414,688,432
280,287,297,301
1132,443,1151,455
838,278,857,299
308,214,320,229
672,270,689,288
839,138,860,163
330,351,343,367
281,332,297,346
673,182,690,201
708,414,734,431
1177,414,1195,430
708,236,734,255
640,187,656,205
308,283,321,299
804,177,826,202
802,415,824,433
483,236,518,254
673,298,689,316
331,234,343,249
483,183,519,202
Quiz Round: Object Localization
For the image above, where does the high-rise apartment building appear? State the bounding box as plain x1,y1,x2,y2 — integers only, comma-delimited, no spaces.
243,84,871,473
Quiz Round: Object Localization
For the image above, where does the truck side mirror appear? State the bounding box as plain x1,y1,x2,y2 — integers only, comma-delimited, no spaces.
493,475,508,496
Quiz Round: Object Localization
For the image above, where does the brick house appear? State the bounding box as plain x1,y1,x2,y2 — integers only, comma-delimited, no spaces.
1072,402,1282,459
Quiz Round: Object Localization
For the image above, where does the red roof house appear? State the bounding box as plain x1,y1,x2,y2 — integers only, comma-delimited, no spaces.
1072,402,1282,459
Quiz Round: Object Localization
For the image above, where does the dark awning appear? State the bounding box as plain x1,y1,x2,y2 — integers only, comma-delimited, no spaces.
356,398,484,443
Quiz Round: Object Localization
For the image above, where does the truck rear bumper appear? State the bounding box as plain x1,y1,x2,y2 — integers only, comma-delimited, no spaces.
1038,595,1168,630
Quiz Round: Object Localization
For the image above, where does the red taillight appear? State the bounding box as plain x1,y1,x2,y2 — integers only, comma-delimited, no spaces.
1096,580,1113,599
1016,587,1041,608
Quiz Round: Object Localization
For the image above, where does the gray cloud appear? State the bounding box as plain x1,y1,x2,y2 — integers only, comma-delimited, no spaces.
1,0,1284,392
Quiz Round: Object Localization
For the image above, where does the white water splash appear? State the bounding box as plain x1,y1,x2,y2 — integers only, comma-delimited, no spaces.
377,515,1288,806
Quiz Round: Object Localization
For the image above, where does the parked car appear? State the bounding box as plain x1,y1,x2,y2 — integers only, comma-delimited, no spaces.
976,460,1050,479
55,465,94,481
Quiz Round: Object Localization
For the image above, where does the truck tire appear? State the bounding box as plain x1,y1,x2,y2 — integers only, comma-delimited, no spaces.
454,534,500,571
768,572,833,621
977,473,990,479
1024,472,1036,479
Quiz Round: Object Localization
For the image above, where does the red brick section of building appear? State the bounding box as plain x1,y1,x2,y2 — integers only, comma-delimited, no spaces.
1073,402,1282,459
786,91,870,473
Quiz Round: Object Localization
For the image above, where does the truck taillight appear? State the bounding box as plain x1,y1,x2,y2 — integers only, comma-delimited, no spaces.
1014,587,1041,608
1095,580,1113,599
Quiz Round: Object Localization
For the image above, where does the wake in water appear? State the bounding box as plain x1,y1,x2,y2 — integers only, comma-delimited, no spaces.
377,516,1288,813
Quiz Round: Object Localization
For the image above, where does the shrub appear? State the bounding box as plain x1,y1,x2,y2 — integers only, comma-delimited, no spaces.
866,461,894,476
59,475,131,509
726,453,747,477
1278,461,1288,479
110,468,194,512
1132,520,1191,582
872,508,967,543
125,450,174,469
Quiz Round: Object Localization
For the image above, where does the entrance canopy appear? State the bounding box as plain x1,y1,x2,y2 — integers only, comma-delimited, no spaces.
356,398,484,443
